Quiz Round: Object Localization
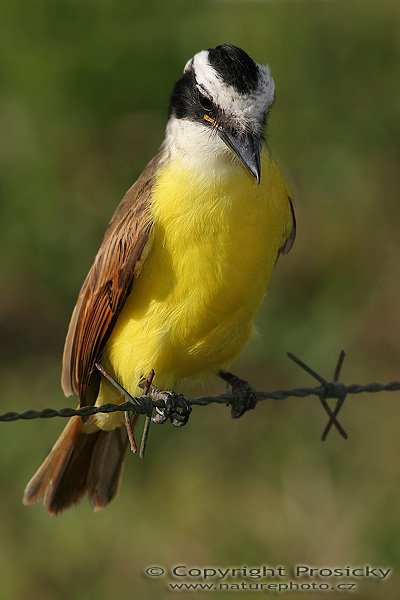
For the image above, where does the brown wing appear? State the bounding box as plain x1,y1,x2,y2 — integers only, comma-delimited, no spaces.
61,152,161,406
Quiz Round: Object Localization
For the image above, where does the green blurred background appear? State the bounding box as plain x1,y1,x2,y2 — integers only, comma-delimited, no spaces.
1,0,400,598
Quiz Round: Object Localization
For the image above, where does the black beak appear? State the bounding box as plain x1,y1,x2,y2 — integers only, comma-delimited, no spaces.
218,128,261,184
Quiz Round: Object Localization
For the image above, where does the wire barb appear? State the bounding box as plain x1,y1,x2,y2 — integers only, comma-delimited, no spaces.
287,352,348,439
321,350,347,441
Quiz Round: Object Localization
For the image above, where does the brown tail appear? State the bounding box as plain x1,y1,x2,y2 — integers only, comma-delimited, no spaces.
23,417,128,515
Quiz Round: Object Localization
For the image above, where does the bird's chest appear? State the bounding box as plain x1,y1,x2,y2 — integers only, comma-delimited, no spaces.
148,162,284,332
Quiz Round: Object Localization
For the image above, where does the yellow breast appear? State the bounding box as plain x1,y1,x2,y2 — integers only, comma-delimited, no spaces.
102,148,292,405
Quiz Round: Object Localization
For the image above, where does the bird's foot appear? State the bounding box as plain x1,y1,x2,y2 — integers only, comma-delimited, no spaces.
147,388,192,427
219,370,257,418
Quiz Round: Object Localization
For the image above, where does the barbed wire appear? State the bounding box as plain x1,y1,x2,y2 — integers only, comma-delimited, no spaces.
1,352,399,442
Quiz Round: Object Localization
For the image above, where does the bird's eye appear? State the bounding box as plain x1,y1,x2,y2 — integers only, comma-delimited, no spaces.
199,93,213,112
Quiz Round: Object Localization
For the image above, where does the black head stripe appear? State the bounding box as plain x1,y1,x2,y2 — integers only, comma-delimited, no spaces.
168,65,218,122
168,68,196,119
207,44,259,94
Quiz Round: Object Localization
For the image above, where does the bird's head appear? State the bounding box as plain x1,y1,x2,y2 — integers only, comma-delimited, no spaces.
167,44,275,184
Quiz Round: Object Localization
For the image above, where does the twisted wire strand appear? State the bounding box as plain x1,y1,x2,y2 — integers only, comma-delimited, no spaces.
1,380,399,422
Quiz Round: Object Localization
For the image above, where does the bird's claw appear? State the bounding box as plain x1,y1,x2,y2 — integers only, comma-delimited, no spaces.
152,391,192,427
219,370,257,418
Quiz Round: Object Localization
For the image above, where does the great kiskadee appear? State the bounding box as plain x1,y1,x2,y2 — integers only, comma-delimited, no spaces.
23,44,295,514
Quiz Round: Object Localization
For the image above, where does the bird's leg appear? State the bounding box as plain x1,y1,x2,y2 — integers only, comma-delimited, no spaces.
95,362,141,453
142,383,192,427
219,369,257,418
124,413,139,453
138,369,155,459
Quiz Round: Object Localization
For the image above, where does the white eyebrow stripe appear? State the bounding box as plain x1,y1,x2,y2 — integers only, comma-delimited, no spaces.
196,83,212,99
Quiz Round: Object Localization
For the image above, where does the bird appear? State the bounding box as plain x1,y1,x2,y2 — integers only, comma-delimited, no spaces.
23,44,295,515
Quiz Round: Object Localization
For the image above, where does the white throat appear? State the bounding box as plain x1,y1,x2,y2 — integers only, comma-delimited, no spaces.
163,117,240,179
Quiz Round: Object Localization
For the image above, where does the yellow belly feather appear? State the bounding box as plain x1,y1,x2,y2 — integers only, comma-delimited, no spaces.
92,149,292,430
